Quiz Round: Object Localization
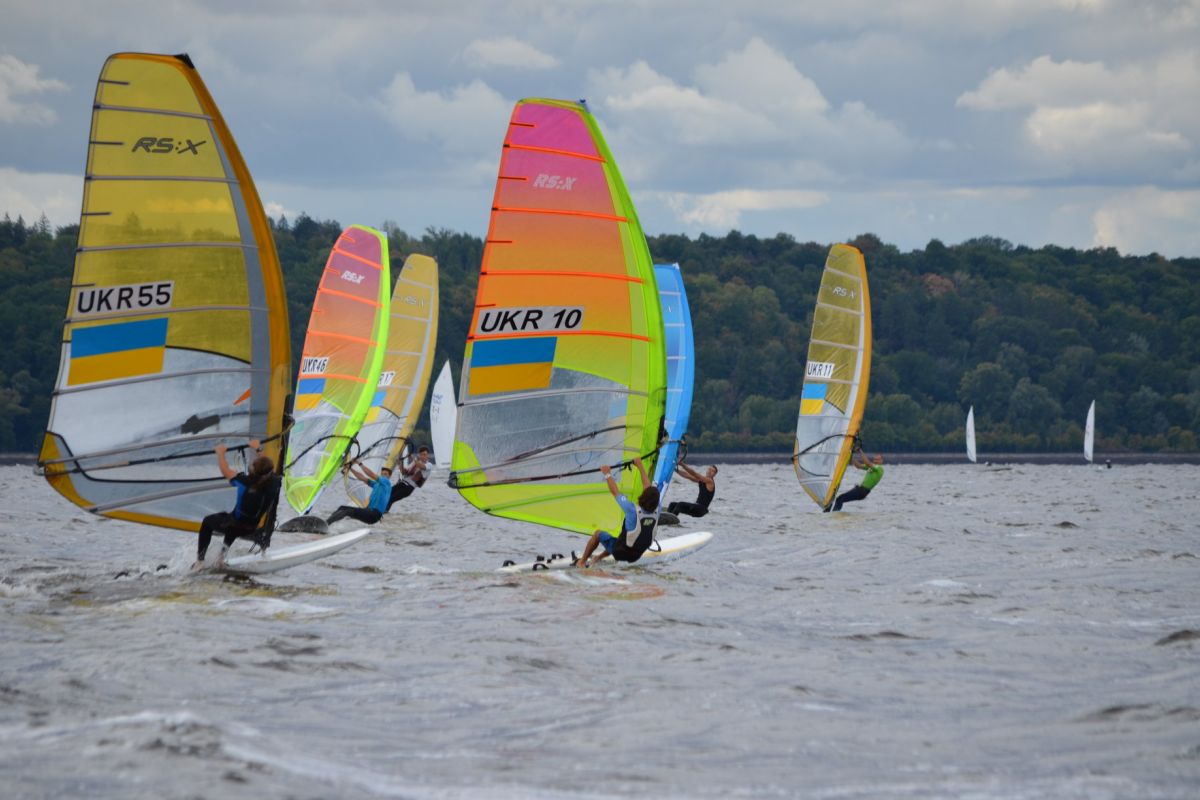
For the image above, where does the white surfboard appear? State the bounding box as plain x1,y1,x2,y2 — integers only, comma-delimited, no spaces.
219,528,371,575
497,531,713,573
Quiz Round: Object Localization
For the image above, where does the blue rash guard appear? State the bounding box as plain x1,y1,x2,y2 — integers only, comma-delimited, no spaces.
598,495,640,554
367,477,391,514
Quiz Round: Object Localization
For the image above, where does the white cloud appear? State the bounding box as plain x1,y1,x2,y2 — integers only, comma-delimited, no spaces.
463,37,558,70
372,72,510,153
0,167,79,227
0,55,67,125
590,39,910,161
957,52,1199,174
662,188,829,228
1091,187,1200,254
957,55,1115,110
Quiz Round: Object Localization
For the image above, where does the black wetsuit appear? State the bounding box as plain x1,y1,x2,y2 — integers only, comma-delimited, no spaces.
197,474,280,559
609,510,658,563
667,481,714,518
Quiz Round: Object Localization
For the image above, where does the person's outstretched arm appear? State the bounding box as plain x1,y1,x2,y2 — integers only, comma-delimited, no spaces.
633,456,651,490
215,443,237,480
601,464,622,498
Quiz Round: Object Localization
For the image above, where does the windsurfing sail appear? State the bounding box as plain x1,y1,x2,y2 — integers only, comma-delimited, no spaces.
966,406,977,464
283,225,390,513
1083,400,1095,463
651,262,695,502
792,244,872,509
37,52,291,531
345,254,439,505
450,98,666,535
429,361,456,469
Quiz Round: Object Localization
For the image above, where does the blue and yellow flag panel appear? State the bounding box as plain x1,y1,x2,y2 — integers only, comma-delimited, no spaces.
468,337,557,396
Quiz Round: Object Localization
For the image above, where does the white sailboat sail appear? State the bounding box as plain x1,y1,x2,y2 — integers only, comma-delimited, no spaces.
966,406,977,464
1083,400,1095,463
429,361,456,469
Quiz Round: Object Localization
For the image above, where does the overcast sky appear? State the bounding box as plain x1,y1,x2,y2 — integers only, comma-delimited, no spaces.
2,0,1199,256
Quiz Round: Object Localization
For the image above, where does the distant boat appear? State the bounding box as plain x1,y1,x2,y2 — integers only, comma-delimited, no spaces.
1084,400,1095,464
966,406,977,464
792,244,872,509
428,361,456,469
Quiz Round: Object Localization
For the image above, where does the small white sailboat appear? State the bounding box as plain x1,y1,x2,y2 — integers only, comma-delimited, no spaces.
965,406,977,464
1083,400,1095,464
429,361,456,469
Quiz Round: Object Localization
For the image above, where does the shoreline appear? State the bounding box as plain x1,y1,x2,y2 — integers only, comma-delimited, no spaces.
6,451,1199,468
684,451,1200,465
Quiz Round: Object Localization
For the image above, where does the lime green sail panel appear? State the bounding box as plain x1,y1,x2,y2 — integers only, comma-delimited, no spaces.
450,98,666,535
793,244,872,509
284,225,390,513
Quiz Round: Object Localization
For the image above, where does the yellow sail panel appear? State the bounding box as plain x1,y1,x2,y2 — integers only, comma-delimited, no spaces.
284,225,391,513
450,98,666,535
38,53,290,531
346,254,439,507
793,244,872,509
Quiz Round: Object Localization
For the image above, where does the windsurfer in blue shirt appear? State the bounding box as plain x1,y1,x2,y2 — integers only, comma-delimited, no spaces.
192,439,280,569
327,463,392,525
576,456,660,568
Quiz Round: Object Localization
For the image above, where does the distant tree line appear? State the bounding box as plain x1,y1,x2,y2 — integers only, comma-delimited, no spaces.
2,212,1197,454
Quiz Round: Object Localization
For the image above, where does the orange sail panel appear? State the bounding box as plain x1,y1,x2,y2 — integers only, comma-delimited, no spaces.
284,225,390,513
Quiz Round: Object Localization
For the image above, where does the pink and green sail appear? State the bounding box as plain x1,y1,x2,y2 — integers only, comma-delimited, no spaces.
284,225,390,513
450,98,666,535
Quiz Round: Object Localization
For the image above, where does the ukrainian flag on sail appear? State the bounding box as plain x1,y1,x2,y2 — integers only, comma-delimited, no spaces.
68,319,168,386
294,377,327,411
469,337,556,395
364,388,388,423
801,383,827,415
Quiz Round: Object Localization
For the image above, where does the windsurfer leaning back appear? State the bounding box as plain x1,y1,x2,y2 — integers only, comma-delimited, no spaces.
667,461,717,517
577,456,660,568
192,439,280,569
825,449,884,512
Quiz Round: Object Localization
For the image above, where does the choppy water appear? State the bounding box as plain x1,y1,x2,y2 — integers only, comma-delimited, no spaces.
1,462,1198,799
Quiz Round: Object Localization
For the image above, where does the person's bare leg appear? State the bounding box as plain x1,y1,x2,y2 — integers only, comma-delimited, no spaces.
577,531,602,567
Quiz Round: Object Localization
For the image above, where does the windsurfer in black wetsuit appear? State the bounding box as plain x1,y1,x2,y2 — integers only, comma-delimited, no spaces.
577,457,660,568
387,445,430,509
192,440,280,570
667,461,717,518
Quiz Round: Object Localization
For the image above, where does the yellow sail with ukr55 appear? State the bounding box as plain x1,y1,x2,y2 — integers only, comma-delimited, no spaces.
793,244,872,509
37,52,291,532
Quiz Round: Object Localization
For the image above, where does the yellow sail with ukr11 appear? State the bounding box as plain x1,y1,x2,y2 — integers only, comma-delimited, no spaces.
793,244,872,509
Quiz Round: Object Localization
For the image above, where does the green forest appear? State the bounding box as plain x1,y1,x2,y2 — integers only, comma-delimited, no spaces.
2,213,1198,454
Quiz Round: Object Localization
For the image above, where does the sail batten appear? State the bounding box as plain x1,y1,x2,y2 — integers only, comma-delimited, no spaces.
793,244,872,509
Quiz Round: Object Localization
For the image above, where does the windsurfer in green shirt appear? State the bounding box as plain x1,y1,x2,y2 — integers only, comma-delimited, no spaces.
827,450,884,512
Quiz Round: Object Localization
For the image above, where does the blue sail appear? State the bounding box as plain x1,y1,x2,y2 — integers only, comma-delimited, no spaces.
652,263,696,503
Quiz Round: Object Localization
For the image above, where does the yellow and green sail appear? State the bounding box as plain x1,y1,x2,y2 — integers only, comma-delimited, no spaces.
284,225,390,513
793,244,872,508
37,52,291,532
450,98,666,535
345,254,439,506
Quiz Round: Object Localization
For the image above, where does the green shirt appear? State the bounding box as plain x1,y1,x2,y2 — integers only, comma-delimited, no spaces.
861,464,883,490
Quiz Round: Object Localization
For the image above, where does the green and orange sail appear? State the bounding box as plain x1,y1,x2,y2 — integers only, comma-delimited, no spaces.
450,98,666,535
284,225,390,513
